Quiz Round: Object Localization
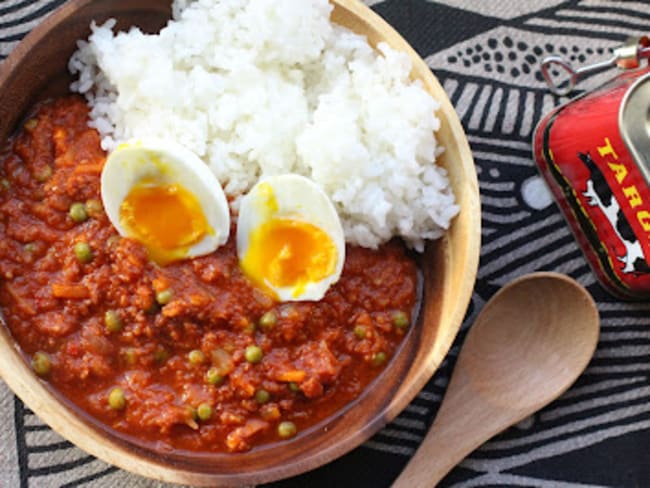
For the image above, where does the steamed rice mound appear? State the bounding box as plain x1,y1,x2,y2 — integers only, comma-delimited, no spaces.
68,0,458,250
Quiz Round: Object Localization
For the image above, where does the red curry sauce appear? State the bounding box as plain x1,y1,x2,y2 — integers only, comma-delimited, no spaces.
0,97,418,453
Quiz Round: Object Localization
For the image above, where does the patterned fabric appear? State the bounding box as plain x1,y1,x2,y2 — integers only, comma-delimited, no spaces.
1,0,650,486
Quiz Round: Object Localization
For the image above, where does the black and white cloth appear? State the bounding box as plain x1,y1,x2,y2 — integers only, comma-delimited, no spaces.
1,1,650,486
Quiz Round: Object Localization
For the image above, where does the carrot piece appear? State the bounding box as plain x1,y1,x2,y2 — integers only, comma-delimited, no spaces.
72,164,103,174
51,283,89,299
277,370,306,383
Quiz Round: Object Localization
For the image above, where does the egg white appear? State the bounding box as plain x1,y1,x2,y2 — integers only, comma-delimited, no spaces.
101,138,230,260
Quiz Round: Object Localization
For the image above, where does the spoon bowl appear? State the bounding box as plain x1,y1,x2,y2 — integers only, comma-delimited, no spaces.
393,272,600,487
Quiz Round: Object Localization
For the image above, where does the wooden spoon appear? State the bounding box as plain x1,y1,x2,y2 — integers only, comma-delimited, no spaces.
392,272,600,488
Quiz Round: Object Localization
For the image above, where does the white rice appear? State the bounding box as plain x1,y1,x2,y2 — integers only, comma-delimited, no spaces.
68,0,458,251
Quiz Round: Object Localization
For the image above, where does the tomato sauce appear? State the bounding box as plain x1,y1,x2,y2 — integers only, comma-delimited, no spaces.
0,97,418,453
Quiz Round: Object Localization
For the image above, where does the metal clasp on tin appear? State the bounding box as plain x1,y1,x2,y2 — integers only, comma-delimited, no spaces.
541,36,650,96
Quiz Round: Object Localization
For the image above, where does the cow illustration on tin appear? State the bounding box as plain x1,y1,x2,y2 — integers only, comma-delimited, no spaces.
579,152,650,275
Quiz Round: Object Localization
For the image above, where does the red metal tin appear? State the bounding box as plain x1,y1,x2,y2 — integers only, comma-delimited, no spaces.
533,67,650,299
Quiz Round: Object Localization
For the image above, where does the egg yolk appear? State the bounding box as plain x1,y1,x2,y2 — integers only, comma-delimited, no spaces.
120,182,211,264
240,218,338,300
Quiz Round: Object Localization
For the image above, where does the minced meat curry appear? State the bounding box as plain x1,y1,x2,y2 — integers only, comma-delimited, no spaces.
0,97,418,453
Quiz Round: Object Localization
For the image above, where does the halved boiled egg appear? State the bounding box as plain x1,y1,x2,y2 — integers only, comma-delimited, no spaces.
101,139,230,265
237,174,345,302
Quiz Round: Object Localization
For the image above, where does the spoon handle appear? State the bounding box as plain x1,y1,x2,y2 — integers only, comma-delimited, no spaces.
391,361,526,488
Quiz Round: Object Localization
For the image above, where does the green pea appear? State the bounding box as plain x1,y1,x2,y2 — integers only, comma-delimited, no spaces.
31,351,51,376
74,242,93,264
104,309,122,333
24,242,36,253
288,382,300,393
108,387,126,410
277,421,297,439
353,325,367,339
0,179,10,190
24,118,38,130
155,289,173,305
35,165,52,182
206,367,225,385
122,347,137,366
245,345,263,364
259,311,277,331
392,311,409,329
371,351,387,367
153,347,169,364
85,199,103,216
188,349,205,365
197,403,213,421
69,202,88,223
255,389,270,404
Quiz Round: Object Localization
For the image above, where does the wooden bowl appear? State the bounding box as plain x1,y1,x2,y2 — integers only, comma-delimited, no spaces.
0,0,480,485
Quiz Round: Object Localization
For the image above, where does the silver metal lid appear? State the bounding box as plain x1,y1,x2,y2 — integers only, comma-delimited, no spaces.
620,72,650,181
